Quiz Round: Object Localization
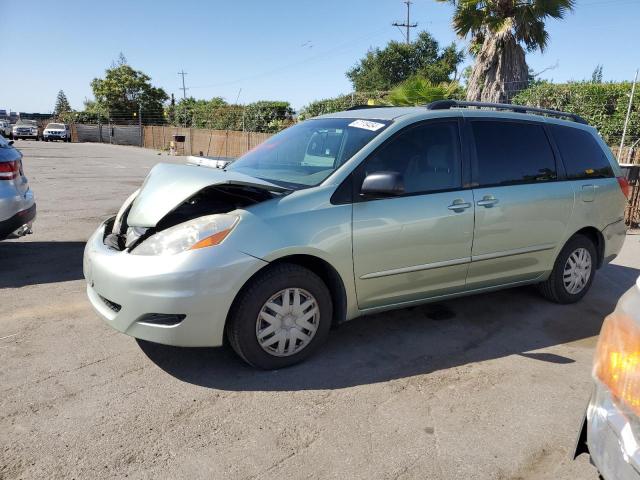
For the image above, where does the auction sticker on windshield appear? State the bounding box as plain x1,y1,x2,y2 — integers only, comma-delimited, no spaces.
348,120,386,131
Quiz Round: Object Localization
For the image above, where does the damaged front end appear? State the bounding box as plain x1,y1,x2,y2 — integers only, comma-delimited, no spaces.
103,163,288,254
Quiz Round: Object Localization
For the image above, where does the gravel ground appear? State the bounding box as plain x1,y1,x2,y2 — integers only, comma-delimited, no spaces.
1,141,639,479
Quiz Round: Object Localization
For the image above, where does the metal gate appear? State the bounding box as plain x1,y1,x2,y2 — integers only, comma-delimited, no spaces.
74,124,142,146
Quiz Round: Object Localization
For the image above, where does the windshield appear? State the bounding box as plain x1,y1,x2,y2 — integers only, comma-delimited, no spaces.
46,123,65,129
17,120,37,126
226,118,390,189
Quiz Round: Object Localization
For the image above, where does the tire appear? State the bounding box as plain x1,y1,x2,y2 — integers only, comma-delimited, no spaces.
538,234,597,304
226,263,333,369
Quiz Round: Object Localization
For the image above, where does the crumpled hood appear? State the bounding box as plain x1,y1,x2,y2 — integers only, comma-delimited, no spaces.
127,163,288,227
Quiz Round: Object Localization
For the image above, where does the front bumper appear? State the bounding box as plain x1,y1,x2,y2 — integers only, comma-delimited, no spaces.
83,221,267,347
587,381,640,479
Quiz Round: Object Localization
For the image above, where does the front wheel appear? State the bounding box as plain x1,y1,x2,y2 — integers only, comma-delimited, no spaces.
226,263,332,369
538,234,597,304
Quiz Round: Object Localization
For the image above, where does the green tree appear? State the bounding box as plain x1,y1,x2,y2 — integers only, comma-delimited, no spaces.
90,57,168,123
346,31,464,92
438,0,575,102
387,77,464,106
591,65,604,83
53,90,72,116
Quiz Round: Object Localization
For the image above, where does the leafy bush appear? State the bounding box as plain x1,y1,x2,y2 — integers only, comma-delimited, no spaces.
242,101,295,133
512,82,639,144
167,98,293,133
298,92,389,120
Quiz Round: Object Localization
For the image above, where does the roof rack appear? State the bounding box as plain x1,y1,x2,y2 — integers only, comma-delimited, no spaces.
425,100,588,125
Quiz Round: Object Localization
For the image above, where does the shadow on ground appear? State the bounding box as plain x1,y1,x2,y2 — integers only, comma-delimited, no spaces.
0,241,85,288
139,263,639,392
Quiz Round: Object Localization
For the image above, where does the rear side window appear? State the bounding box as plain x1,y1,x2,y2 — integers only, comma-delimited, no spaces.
471,121,557,187
550,125,613,179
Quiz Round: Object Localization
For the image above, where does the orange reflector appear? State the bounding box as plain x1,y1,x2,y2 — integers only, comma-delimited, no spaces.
189,228,233,250
594,312,640,414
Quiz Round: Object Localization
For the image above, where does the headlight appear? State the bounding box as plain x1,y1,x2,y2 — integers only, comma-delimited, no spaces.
594,312,640,414
130,214,239,256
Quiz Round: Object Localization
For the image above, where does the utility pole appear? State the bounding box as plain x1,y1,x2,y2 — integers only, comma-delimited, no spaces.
619,69,638,161
138,102,142,147
178,70,189,127
178,70,188,99
393,1,418,44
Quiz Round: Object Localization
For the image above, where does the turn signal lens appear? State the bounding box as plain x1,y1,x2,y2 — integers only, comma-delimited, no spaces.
594,312,640,414
189,228,234,250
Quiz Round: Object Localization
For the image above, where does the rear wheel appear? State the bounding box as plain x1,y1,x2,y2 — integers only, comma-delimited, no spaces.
539,234,597,304
226,263,332,369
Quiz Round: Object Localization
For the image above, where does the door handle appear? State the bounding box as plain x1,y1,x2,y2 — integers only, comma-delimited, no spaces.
447,199,472,212
477,195,499,208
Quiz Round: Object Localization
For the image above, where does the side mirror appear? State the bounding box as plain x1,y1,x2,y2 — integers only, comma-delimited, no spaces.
360,171,405,198
8,140,14,146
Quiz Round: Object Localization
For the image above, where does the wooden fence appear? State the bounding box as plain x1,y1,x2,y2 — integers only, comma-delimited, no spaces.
143,126,272,158
611,146,640,165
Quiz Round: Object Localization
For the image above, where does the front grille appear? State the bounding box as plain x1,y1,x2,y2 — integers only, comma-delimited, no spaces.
98,294,122,313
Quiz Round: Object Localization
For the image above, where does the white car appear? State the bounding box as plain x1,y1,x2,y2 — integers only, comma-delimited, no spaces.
0,120,11,138
43,123,70,142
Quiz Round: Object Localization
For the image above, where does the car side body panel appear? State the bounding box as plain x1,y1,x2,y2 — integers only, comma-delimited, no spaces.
466,181,575,288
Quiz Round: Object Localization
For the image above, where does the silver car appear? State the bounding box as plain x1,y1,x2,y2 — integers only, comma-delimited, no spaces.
0,136,35,240
84,102,627,369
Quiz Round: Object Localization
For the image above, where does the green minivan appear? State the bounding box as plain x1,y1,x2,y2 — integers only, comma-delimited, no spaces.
84,101,629,369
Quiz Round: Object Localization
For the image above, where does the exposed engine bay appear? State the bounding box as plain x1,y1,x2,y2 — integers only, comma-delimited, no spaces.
104,184,278,251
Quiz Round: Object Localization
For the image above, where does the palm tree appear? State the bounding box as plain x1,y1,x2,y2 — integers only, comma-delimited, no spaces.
439,0,574,103
386,76,463,106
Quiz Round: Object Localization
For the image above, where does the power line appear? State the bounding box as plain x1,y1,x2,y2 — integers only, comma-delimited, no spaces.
178,70,189,99
188,27,389,90
392,1,418,44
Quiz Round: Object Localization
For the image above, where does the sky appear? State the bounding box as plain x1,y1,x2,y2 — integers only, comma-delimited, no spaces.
1,0,639,114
